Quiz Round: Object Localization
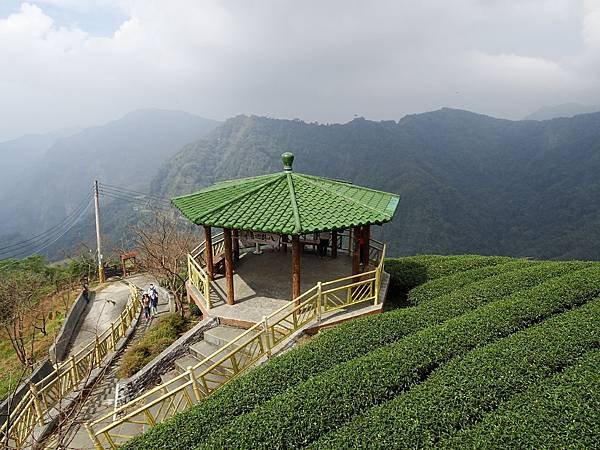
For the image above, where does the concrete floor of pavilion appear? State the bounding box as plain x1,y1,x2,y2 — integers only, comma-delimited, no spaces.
207,246,359,324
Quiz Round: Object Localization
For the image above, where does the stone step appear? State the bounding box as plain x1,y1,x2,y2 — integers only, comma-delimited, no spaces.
203,325,258,347
174,354,201,374
189,340,221,361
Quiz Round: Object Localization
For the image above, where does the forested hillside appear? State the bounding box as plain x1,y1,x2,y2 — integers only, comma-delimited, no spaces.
152,109,600,259
0,110,218,257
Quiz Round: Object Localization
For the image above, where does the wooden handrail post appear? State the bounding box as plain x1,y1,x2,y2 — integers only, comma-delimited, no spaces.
94,335,100,365
109,322,116,350
374,266,381,305
316,282,322,322
263,316,272,358
84,422,104,450
29,383,45,426
187,366,203,402
70,355,78,382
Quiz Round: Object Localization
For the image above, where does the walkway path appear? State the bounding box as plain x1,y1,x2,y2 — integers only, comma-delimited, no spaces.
43,274,171,449
67,274,171,357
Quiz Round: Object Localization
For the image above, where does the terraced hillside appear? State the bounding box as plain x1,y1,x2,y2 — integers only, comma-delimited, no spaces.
122,255,600,449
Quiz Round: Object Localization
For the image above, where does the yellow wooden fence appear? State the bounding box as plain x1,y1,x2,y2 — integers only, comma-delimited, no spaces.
188,232,225,310
85,238,386,449
0,283,143,449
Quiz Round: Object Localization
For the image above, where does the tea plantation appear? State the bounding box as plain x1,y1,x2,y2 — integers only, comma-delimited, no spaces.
122,255,600,449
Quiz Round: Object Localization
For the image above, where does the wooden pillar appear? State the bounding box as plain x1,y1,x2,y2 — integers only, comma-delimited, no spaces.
232,229,240,262
331,230,338,258
223,228,235,305
292,235,301,302
204,226,214,280
363,225,371,267
352,227,361,275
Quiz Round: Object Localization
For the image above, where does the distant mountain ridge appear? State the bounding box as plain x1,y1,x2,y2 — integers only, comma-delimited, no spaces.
525,103,600,120
152,108,600,260
0,109,219,256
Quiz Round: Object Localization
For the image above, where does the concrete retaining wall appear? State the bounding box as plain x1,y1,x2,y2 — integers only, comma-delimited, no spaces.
48,290,91,363
115,316,218,406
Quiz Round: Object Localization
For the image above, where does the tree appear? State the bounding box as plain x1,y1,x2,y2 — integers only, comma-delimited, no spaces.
132,214,198,315
0,269,46,366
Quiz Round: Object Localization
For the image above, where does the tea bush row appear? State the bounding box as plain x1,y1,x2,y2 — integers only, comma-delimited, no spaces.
195,266,600,449
438,348,600,449
313,299,600,449
407,259,535,305
122,260,584,450
385,254,512,297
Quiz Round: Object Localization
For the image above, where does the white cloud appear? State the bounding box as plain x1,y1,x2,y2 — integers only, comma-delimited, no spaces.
0,0,598,140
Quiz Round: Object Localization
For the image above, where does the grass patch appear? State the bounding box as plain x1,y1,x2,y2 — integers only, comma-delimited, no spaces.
118,314,194,378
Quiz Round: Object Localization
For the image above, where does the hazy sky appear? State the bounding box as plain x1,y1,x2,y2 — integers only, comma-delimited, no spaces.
0,0,599,141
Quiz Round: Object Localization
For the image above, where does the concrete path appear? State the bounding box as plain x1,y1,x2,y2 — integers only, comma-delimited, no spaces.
67,274,171,357
43,274,171,449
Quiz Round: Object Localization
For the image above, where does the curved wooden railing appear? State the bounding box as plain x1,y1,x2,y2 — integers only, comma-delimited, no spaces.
0,283,143,449
188,232,225,310
85,238,386,450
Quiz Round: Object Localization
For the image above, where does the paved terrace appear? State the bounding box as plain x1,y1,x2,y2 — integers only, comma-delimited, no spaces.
207,248,355,324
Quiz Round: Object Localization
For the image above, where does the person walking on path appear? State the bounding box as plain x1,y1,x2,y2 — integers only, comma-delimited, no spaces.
147,283,159,317
318,230,331,258
142,293,151,320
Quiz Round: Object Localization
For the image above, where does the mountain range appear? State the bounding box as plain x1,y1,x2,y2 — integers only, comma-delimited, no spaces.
152,109,600,260
0,110,219,258
2,107,600,261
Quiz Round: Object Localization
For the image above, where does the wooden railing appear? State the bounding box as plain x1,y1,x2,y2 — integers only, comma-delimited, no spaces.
85,240,386,450
188,232,225,310
0,283,143,449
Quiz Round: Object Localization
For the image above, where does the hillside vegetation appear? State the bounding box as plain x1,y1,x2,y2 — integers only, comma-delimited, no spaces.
122,255,600,449
152,109,600,260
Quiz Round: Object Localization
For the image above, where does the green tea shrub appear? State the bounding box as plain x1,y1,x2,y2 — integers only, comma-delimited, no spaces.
194,266,600,449
438,349,600,449
385,255,512,298
121,260,585,450
314,300,600,449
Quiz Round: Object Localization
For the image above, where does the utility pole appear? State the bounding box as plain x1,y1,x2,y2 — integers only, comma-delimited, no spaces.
94,180,105,283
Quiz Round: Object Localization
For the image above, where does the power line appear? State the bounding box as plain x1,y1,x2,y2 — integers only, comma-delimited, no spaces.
99,190,174,212
98,183,172,204
1,196,93,262
0,191,94,257
98,187,172,206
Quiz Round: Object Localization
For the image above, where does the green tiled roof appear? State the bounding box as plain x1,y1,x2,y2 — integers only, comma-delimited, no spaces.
171,154,399,235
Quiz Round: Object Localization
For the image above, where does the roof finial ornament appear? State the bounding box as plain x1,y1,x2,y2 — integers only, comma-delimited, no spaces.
281,152,294,172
